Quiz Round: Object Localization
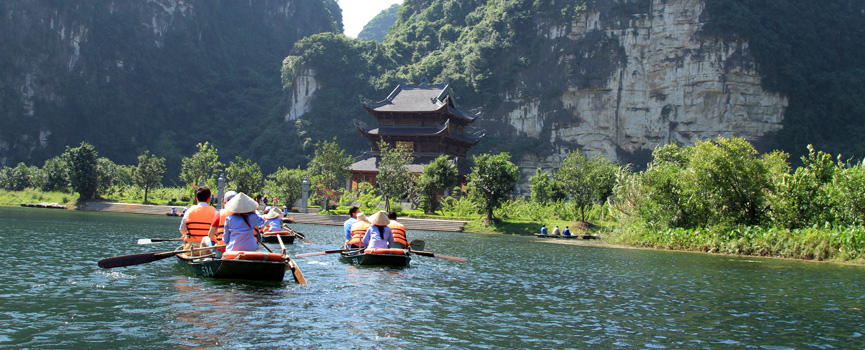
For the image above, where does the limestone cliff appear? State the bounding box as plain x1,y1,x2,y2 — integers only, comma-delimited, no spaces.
0,0,341,173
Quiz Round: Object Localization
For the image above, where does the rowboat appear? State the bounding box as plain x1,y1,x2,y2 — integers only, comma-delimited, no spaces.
174,248,299,282
534,234,582,239
261,231,296,244
339,248,411,267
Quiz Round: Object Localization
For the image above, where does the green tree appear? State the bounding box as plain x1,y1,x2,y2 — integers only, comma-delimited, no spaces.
0,163,35,191
180,142,223,188
529,168,553,203
62,142,99,200
96,157,119,197
555,150,618,223
418,155,458,214
226,156,264,197
134,150,167,203
376,140,415,212
39,156,70,192
306,137,351,211
468,152,520,223
265,167,305,208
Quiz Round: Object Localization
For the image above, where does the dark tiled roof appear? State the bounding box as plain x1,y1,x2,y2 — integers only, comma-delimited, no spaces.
363,81,477,122
358,125,480,144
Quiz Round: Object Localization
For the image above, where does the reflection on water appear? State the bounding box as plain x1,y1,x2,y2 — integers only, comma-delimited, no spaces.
1,207,865,348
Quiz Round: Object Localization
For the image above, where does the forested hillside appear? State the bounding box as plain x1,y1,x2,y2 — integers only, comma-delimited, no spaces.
357,4,399,42
0,0,342,180
282,0,865,174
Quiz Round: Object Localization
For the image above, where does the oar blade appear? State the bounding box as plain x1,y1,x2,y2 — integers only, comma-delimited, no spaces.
98,252,171,268
411,250,467,262
288,257,307,285
137,239,153,245
409,239,426,251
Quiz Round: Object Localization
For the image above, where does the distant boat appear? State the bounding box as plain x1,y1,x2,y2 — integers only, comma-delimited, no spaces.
20,202,67,209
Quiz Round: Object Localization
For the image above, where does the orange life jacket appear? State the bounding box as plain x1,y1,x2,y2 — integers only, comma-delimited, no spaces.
347,221,371,247
388,221,407,248
184,205,216,243
213,209,232,247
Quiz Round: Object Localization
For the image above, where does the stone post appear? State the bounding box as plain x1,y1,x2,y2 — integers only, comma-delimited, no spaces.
301,176,310,213
217,173,226,210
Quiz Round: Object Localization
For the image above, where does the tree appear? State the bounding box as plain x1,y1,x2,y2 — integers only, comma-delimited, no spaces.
39,156,70,192
96,157,119,197
62,142,99,200
555,150,618,223
226,156,263,197
306,137,351,211
134,150,167,203
180,142,223,188
418,155,458,214
265,167,305,209
376,140,415,212
468,153,519,223
0,163,35,191
529,168,552,203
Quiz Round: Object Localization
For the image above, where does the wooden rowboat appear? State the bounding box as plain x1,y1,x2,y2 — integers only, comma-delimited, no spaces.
261,231,296,244
339,248,411,267
174,248,299,282
534,234,584,239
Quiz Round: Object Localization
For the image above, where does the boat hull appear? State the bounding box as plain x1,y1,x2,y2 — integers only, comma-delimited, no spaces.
175,255,288,281
339,250,411,267
261,233,296,244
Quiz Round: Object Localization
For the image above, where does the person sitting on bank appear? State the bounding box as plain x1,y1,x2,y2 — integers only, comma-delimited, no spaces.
203,190,237,257
170,207,177,215
343,206,359,242
552,225,560,236
562,226,571,236
346,212,369,249
363,211,393,249
387,211,408,249
222,193,265,252
262,206,283,232
540,224,547,236
179,187,216,247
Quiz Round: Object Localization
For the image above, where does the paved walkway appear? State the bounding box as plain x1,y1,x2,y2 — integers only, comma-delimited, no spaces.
77,202,468,232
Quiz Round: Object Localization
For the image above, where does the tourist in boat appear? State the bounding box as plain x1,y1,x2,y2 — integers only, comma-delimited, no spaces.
562,226,571,236
540,224,547,236
363,211,393,249
262,206,283,232
346,212,370,249
343,206,359,242
387,211,408,249
179,187,216,247
202,190,237,257
222,193,265,252
552,225,560,236
170,207,177,216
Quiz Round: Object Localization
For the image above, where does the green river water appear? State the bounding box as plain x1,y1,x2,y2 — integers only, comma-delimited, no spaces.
1,206,864,349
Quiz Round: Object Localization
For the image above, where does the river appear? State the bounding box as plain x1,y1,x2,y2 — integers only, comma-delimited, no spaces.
1,207,864,349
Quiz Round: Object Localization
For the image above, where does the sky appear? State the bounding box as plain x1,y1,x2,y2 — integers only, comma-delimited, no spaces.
337,0,402,38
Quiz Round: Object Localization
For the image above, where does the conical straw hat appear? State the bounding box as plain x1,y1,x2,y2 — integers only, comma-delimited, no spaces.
368,211,390,226
225,193,258,214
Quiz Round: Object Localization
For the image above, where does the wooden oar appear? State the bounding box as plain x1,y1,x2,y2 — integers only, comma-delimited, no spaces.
295,249,349,258
277,234,307,285
137,238,184,245
98,245,226,268
410,250,467,262
282,224,313,244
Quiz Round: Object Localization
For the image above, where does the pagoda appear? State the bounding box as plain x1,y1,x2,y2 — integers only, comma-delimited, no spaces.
349,79,480,186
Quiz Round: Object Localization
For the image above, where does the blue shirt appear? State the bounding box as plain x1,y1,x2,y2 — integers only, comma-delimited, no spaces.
363,225,393,249
264,218,281,232
343,217,357,241
223,213,264,251
541,226,547,235
563,228,571,236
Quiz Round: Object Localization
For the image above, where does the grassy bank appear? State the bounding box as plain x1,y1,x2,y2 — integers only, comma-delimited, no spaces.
0,189,78,207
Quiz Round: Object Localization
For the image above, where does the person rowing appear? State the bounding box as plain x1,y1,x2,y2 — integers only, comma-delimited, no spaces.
222,193,265,252
179,187,216,248
262,206,283,232
346,212,369,249
201,190,237,258
387,211,407,249
363,211,393,249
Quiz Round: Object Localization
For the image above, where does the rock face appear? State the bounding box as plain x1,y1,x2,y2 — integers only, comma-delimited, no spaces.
0,0,340,167
502,0,786,176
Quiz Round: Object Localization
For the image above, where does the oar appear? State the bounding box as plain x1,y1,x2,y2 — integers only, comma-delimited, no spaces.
295,249,349,258
282,224,313,244
98,245,226,268
137,238,184,245
410,250,467,262
277,234,307,285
